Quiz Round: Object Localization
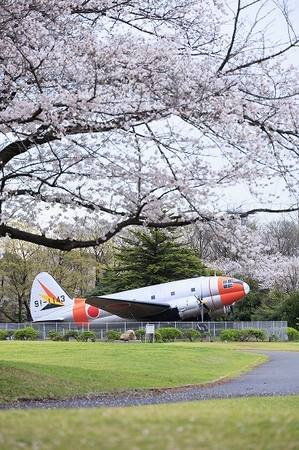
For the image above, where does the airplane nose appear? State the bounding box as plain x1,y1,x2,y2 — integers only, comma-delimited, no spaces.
244,282,250,295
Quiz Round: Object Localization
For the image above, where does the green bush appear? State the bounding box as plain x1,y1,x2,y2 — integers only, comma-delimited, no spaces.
135,329,146,340
13,327,39,340
240,328,266,341
48,330,96,342
183,328,201,342
48,331,64,341
220,328,266,342
220,329,241,341
64,330,79,341
0,330,9,340
105,330,121,341
151,330,162,342
78,331,96,342
158,327,183,342
287,327,299,341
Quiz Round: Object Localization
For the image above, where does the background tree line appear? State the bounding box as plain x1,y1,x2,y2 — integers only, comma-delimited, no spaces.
1,217,299,327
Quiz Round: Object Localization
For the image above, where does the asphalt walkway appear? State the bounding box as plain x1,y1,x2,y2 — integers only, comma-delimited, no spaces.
1,351,299,410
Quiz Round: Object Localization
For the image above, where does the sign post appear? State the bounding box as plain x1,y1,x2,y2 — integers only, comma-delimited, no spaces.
145,324,155,343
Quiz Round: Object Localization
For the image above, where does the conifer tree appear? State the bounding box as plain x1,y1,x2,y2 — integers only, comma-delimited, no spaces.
94,229,208,294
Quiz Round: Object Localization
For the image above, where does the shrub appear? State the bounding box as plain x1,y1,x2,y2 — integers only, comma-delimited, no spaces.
240,328,266,341
287,327,299,341
0,330,9,340
78,331,96,342
220,328,266,342
105,330,121,341
154,330,162,342
220,329,241,341
47,330,96,342
135,329,146,340
64,330,79,341
183,328,201,342
48,331,64,341
13,327,39,340
158,327,183,342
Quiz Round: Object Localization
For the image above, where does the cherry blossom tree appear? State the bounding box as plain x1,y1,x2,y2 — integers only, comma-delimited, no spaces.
201,215,299,292
1,0,299,250
262,218,299,256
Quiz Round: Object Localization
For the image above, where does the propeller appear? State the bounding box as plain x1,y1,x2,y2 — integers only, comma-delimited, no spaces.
197,285,209,321
200,299,204,321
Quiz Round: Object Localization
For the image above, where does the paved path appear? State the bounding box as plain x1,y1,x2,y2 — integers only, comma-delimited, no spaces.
1,351,299,410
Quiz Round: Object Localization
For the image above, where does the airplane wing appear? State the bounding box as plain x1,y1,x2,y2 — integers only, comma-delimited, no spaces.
86,296,171,320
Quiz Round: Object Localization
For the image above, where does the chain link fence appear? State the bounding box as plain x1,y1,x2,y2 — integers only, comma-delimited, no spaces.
0,320,288,341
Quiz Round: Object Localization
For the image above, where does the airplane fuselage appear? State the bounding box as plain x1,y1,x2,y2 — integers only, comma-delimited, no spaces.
30,273,250,325
87,276,249,321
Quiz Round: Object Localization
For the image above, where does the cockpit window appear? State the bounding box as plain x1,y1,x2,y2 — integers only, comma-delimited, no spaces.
223,279,234,289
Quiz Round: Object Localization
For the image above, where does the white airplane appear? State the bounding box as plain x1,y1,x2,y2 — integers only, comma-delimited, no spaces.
30,272,250,326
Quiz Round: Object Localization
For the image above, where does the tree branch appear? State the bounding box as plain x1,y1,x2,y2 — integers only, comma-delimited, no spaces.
2,204,299,250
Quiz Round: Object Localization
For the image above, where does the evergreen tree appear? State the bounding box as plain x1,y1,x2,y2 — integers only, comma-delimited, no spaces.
93,229,208,294
233,277,263,321
281,291,299,328
251,290,286,322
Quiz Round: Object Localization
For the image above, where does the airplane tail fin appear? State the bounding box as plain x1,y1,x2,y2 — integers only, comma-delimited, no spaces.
30,272,74,322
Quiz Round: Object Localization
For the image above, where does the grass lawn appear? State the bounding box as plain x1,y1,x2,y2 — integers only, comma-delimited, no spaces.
0,396,299,449
0,340,298,449
0,340,269,403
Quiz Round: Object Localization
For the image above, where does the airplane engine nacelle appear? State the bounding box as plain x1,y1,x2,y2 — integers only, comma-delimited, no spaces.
208,306,231,319
175,296,201,320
